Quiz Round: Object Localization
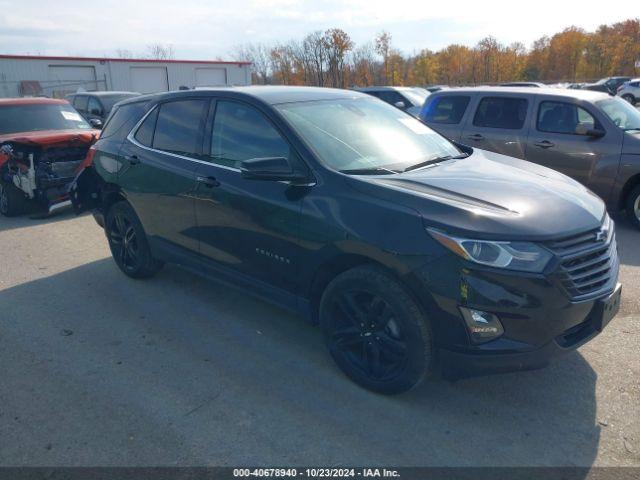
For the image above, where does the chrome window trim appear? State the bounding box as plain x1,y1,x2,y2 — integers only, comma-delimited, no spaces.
126,103,241,173
125,101,316,186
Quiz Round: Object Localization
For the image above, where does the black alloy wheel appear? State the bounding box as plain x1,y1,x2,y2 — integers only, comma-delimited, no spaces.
105,201,163,278
320,265,432,394
328,290,408,382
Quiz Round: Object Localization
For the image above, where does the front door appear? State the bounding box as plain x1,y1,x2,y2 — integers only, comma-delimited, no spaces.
461,95,531,159
118,98,209,252
193,99,305,294
524,98,622,200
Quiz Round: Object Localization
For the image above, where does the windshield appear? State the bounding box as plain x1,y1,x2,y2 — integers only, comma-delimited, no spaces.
276,97,461,172
597,97,640,131
401,88,429,106
0,103,91,135
100,94,139,112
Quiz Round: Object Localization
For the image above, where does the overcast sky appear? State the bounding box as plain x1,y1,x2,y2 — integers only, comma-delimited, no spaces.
0,0,633,60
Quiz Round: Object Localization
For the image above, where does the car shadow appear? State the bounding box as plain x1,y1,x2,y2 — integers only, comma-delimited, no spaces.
0,258,599,468
0,209,87,233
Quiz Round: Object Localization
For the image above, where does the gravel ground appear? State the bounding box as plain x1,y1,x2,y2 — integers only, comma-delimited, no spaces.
0,210,638,467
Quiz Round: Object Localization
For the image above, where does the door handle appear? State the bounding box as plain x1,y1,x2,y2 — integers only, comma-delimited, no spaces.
467,133,484,141
197,176,220,188
124,154,140,165
534,140,555,149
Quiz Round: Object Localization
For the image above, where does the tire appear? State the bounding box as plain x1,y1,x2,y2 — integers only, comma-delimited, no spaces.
0,181,27,217
621,94,636,105
105,201,163,278
626,185,640,230
319,265,432,394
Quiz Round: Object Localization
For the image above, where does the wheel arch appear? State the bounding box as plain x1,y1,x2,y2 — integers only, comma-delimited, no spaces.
620,173,640,211
307,253,439,329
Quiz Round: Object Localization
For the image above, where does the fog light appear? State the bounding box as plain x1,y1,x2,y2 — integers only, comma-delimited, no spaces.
459,307,504,344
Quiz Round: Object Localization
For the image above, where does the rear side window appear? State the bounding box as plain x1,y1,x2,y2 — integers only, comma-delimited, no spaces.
152,99,208,156
101,101,147,139
473,97,528,129
210,100,290,169
134,108,158,147
537,101,597,135
422,96,470,124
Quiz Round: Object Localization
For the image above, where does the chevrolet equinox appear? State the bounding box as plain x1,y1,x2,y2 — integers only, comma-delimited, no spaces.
71,87,622,394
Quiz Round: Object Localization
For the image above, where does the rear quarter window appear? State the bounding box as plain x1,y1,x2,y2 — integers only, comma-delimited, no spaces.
421,96,470,124
100,101,147,140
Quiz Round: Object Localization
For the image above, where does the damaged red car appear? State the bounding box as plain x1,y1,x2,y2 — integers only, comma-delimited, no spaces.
0,97,99,216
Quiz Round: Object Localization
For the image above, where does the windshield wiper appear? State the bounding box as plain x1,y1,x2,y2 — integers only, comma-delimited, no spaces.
623,127,640,132
339,167,400,175
403,153,469,172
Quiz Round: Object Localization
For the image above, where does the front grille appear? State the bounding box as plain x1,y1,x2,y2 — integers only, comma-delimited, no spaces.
544,216,618,300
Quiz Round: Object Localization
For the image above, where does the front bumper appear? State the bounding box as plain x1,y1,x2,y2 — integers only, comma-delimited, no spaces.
438,283,621,379
411,249,621,380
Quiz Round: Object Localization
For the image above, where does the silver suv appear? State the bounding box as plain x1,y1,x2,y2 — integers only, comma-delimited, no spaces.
419,87,640,228
617,78,640,105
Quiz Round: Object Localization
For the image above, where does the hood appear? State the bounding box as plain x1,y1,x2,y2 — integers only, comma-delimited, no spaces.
0,129,99,148
623,130,640,154
347,148,605,240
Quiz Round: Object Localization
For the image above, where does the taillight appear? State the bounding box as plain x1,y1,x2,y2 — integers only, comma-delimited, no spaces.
79,146,97,170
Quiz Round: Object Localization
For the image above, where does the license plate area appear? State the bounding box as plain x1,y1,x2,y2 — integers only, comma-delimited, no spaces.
593,283,622,332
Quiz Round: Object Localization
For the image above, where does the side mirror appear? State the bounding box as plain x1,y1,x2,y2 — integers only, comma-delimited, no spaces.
89,118,103,129
394,101,406,109
240,157,309,183
586,128,605,138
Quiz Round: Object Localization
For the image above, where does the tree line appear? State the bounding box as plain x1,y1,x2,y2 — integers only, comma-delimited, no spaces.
233,18,640,87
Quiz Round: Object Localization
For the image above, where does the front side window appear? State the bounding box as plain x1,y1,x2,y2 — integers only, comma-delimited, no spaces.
421,96,470,124
277,97,461,172
597,97,640,131
0,103,90,134
74,96,88,112
87,97,103,116
210,101,290,169
473,97,528,130
152,99,208,156
537,101,597,134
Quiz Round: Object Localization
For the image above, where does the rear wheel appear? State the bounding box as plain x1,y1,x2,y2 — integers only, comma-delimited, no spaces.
626,185,640,230
105,201,163,278
0,181,27,217
622,94,636,105
320,265,432,394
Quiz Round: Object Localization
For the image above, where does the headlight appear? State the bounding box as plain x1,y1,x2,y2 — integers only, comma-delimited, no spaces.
428,228,553,273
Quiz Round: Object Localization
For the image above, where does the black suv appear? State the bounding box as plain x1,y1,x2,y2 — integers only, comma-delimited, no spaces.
66,91,140,128
71,87,621,394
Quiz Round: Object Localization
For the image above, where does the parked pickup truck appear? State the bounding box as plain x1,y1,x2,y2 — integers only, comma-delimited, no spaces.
419,87,640,228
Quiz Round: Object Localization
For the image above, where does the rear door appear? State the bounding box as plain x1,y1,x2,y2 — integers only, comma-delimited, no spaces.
525,97,622,199
192,98,305,295
461,95,531,159
419,94,472,142
119,98,209,252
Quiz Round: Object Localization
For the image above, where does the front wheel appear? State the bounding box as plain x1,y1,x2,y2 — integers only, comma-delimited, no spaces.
105,201,164,278
0,181,27,217
320,265,433,394
626,185,640,230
